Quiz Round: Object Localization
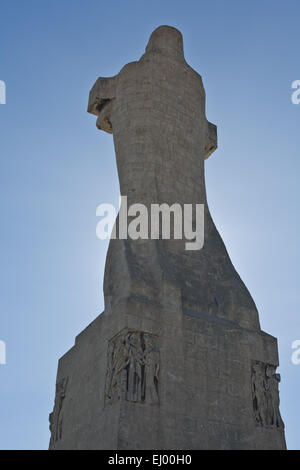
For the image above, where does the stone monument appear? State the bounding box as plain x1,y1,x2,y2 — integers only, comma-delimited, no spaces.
49,26,286,450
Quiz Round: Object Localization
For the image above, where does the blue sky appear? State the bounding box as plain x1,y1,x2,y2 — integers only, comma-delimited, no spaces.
0,0,299,449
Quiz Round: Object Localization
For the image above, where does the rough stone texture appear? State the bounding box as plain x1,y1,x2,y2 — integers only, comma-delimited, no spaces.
49,26,286,449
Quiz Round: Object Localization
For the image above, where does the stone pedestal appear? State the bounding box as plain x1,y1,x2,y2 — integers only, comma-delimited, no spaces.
50,295,285,449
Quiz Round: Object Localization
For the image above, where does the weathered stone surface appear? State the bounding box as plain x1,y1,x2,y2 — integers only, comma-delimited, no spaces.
88,25,260,332
49,25,286,449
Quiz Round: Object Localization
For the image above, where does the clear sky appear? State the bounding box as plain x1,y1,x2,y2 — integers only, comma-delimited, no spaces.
0,0,299,449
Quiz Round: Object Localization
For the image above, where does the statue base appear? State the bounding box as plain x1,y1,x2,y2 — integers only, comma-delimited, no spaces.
49,294,286,450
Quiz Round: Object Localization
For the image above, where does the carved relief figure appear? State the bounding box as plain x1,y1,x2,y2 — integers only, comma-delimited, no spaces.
252,363,267,426
105,330,160,405
49,376,68,443
265,365,284,429
105,334,126,403
251,362,284,429
125,332,143,402
143,335,160,404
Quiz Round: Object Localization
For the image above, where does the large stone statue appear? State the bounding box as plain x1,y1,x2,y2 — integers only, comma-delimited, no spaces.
49,26,286,449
